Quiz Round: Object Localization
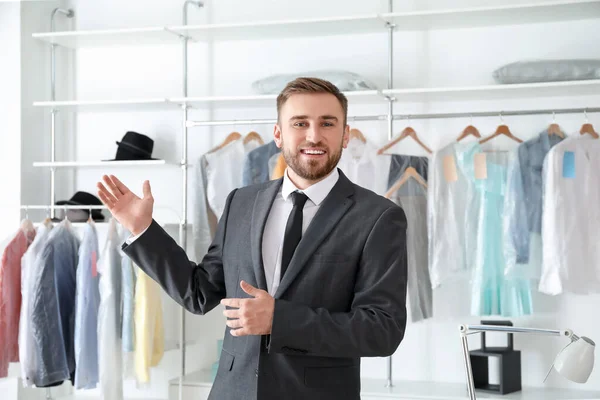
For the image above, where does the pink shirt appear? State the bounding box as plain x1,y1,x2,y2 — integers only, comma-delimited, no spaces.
0,227,35,377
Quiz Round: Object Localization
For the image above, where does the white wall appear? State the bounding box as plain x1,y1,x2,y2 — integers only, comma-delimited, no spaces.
16,0,600,398
0,2,22,241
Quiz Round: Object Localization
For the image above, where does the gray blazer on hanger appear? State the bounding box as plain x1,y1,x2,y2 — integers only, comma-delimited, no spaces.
121,169,408,400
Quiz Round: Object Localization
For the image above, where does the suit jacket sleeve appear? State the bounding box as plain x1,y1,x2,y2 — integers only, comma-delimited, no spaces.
121,189,237,315
269,206,408,358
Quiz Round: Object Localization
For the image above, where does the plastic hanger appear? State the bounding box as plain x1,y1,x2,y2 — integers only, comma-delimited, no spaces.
87,207,95,225
580,110,599,138
20,207,34,233
243,131,264,145
384,167,427,199
209,131,242,153
377,125,433,155
349,128,367,143
60,206,72,230
479,114,523,144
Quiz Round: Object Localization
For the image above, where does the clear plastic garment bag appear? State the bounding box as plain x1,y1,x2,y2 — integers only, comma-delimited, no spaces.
385,155,432,323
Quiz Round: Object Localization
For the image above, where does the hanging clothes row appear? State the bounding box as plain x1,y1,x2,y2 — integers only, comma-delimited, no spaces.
194,127,433,324
193,131,265,261
0,216,164,400
428,118,598,317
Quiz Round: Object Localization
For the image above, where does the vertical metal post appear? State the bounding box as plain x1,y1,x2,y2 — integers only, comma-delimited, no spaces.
460,332,477,400
49,8,73,221
180,3,203,400
386,0,395,142
46,9,73,400
384,0,395,389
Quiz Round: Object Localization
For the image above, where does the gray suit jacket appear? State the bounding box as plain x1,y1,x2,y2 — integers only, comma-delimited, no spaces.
122,169,408,400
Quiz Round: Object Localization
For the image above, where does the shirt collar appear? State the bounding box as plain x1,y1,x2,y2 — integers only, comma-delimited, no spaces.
341,140,378,165
282,167,339,206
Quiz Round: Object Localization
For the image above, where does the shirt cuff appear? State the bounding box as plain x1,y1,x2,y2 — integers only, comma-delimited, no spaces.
125,224,151,245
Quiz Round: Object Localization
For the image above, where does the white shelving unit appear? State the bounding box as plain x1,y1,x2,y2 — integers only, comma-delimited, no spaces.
382,79,600,102
166,374,600,400
379,0,600,30
28,1,600,400
32,160,170,168
32,98,174,111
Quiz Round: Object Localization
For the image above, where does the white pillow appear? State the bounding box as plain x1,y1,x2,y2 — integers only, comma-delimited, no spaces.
252,70,378,94
493,59,600,84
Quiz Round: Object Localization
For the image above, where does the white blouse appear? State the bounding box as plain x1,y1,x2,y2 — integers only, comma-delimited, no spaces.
540,136,600,295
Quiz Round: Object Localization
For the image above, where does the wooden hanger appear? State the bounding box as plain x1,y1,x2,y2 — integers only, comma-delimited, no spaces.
271,153,287,180
209,131,242,153
456,125,481,142
580,123,599,139
377,126,433,155
547,123,565,138
480,124,523,144
384,167,427,199
243,131,264,145
349,128,367,143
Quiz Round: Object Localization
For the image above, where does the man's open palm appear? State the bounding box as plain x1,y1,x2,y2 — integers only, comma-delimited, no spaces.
97,174,153,236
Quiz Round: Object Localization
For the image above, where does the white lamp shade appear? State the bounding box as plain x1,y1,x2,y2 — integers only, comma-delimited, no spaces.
554,337,595,383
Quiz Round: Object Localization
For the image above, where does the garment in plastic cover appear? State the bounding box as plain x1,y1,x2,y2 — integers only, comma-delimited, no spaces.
386,154,431,322
193,140,261,262
74,222,101,389
134,265,164,385
98,218,123,400
539,136,600,295
502,131,564,281
0,221,35,378
456,146,532,317
252,70,378,94
120,244,137,379
30,218,79,387
427,142,481,288
20,222,52,386
338,139,392,196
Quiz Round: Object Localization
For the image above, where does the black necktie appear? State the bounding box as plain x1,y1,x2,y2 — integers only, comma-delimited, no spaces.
281,191,309,279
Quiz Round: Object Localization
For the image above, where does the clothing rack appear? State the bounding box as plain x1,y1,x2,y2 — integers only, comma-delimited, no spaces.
28,1,600,398
186,106,600,128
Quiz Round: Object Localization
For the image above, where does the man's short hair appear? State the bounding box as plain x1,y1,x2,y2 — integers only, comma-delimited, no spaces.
276,77,348,126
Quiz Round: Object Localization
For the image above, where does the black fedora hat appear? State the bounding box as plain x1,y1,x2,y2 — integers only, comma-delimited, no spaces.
55,191,105,222
109,131,158,161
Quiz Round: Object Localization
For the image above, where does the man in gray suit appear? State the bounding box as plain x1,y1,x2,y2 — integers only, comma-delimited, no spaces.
97,77,408,400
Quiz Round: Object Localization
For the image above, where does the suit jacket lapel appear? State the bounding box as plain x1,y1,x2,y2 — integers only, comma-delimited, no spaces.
274,171,355,299
250,179,282,291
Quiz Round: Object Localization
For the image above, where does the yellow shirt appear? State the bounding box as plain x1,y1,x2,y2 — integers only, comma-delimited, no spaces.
134,266,164,383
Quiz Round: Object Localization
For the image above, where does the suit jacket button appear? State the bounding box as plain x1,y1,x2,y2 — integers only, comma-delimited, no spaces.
255,368,259,377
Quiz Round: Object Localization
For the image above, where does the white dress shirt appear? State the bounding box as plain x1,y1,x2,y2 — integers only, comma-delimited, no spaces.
337,139,391,196
540,136,600,295
263,168,339,295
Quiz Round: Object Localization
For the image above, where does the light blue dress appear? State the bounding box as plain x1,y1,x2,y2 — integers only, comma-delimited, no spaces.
457,147,533,317
74,222,100,389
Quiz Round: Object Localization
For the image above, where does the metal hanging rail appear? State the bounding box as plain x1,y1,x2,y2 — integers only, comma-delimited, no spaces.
185,107,600,128
186,114,388,128
49,7,74,222
393,106,600,121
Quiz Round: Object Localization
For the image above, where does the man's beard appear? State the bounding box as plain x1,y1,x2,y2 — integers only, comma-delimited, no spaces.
282,139,343,181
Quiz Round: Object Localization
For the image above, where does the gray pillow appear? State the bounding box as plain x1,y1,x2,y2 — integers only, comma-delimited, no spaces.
251,70,378,94
493,59,600,84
